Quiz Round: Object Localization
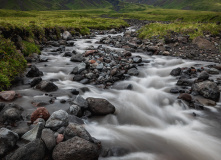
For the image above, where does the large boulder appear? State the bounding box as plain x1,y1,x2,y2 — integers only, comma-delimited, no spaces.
26,65,43,77
52,136,100,160
7,139,45,160
41,128,56,151
45,110,69,131
86,97,115,116
36,80,58,92
0,128,19,157
192,81,220,101
64,123,92,141
197,71,209,81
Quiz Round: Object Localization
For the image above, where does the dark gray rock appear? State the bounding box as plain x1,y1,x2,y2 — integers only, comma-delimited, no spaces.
72,95,88,109
26,65,43,77
78,62,87,73
176,79,193,86
64,123,92,141
73,75,84,81
170,68,181,76
1,103,24,124
86,97,115,116
52,136,100,160
0,128,19,157
7,139,45,160
192,81,220,101
30,77,42,87
127,68,139,76
36,80,58,92
70,54,85,62
197,71,209,81
41,128,56,151
63,52,72,57
45,110,69,131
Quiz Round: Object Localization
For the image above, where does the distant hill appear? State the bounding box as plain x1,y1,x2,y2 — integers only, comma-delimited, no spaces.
123,0,221,12
0,0,114,10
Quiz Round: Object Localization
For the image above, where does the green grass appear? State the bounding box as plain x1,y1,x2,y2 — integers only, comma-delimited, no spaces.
22,41,40,56
138,22,221,39
110,8,221,22
0,37,27,91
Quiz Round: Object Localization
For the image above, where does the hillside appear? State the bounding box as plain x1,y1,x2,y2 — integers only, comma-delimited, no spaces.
123,0,221,12
0,0,113,10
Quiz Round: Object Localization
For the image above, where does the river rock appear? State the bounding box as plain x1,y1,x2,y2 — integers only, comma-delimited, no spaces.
73,75,84,81
69,104,82,117
0,128,19,157
197,71,209,81
70,54,85,62
205,67,219,74
176,79,193,86
1,103,24,124
72,95,88,108
86,97,115,115
0,91,18,101
41,128,56,151
133,56,142,63
22,121,44,141
178,93,192,102
7,139,45,160
56,134,64,144
78,62,87,73
36,80,58,92
30,77,42,87
45,110,69,131
52,136,100,160
127,68,139,76
62,31,72,40
170,68,181,76
31,107,50,123
64,123,92,141
192,81,220,101
26,65,43,77
63,52,73,57
0,103,5,112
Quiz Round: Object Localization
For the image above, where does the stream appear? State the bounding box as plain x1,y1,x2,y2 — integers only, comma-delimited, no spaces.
11,28,221,160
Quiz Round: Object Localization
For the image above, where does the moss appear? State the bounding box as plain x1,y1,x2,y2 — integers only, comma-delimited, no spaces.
0,37,27,91
22,41,40,56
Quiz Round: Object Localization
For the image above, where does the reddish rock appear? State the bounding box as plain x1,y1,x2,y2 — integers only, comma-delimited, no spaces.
89,60,96,64
178,93,192,102
84,50,97,57
0,91,18,101
56,134,64,144
31,107,50,123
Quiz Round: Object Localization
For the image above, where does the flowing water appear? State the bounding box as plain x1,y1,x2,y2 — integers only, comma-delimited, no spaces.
12,29,221,160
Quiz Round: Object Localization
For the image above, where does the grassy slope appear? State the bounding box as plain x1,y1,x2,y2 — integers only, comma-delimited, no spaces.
0,0,112,10
123,0,221,12
156,0,221,12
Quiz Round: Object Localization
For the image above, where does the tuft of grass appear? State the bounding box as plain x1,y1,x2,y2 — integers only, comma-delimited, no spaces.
22,41,40,56
138,22,221,39
0,37,26,91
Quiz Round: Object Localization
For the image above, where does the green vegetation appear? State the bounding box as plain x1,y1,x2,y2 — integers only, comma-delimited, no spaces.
138,22,221,39
0,37,26,91
22,41,40,56
110,8,221,22
123,0,221,12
